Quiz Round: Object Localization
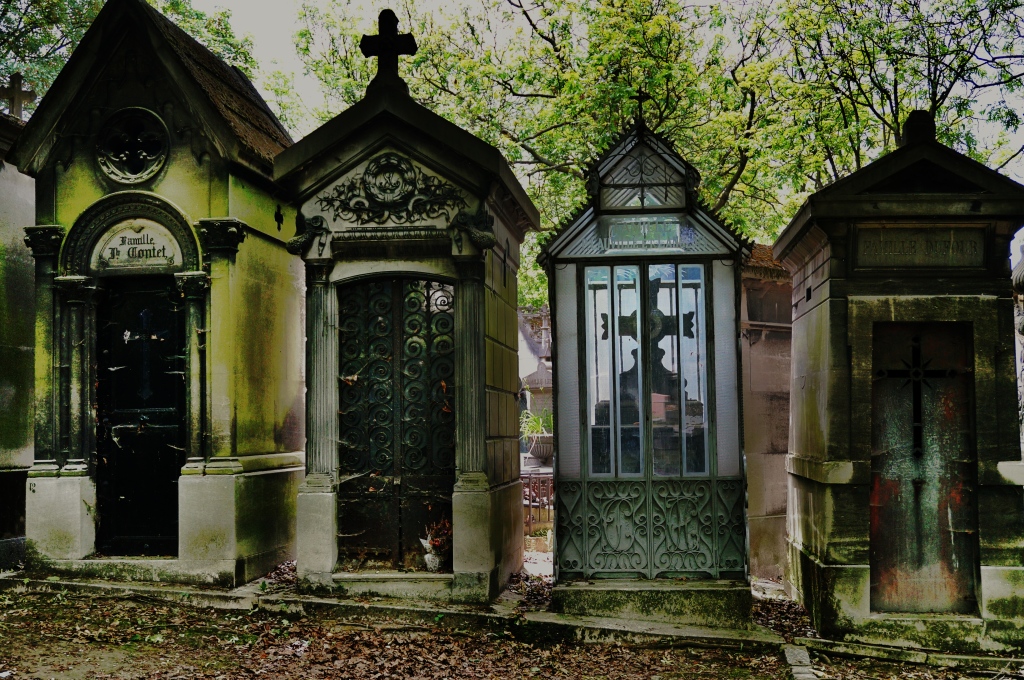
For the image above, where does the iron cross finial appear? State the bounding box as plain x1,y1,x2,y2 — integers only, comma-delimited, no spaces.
359,9,417,91
0,73,36,120
630,89,652,127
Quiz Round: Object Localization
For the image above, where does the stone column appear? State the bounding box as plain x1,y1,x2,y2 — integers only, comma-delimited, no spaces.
30,273,96,559
454,258,488,483
54,275,94,474
23,226,65,473
195,219,246,465
297,259,338,581
175,271,210,472
452,256,495,603
304,261,338,479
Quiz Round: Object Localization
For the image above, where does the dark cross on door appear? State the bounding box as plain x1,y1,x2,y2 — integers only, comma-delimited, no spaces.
359,9,417,84
877,335,959,566
0,73,36,120
136,308,155,402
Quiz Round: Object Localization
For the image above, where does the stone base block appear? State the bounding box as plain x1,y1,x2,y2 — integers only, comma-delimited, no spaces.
790,542,1024,653
296,486,337,580
25,475,96,560
451,478,523,604
179,462,303,585
551,579,753,629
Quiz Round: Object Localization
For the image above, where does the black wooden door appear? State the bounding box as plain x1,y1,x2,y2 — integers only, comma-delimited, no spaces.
96,276,186,556
336,278,456,571
870,322,978,613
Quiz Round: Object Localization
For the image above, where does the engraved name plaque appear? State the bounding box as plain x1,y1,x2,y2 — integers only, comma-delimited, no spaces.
90,219,183,274
856,226,986,268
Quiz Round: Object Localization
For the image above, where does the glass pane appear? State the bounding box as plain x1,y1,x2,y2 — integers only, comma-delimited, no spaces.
584,267,613,475
678,265,708,474
614,266,643,474
650,265,682,476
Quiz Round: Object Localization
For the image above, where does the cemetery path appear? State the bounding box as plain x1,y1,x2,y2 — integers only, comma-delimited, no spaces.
0,586,995,679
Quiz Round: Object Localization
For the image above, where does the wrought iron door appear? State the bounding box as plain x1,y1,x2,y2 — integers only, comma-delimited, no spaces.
870,322,978,613
336,278,456,570
96,276,186,556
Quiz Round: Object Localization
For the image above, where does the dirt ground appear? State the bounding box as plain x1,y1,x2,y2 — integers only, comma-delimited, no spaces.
0,578,1013,679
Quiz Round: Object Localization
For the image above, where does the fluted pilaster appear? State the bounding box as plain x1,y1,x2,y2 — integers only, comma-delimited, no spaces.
454,258,487,479
306,261,338,478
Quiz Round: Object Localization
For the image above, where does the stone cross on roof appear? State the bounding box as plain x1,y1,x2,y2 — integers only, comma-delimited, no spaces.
0,73,36,120
359,9,417,93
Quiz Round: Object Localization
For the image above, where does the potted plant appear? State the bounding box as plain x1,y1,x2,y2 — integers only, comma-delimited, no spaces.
520,408,554,466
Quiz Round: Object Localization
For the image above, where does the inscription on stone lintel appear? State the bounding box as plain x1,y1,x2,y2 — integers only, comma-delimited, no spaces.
90,219,182,274
856,227,986,268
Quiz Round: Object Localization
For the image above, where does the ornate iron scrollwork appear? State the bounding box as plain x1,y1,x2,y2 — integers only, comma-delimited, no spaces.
95,108,169,185
316,152,467,225
337,278,456,476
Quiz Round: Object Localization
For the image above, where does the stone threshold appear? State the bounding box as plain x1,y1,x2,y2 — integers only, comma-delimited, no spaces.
796,636,1024,671
0,572,783,648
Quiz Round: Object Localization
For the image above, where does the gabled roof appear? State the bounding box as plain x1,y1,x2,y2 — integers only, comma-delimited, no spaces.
274,74,538,233
774,128,1024,263
541,120,749,263
9,0,291,177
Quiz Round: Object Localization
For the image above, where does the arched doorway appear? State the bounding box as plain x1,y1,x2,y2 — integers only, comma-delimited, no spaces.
59,194,203,557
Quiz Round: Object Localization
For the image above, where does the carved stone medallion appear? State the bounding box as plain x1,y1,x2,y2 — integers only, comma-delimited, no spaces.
316,152,467,225
95,108,169,184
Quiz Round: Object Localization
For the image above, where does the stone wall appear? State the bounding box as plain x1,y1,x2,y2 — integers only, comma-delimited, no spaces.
0,146,35,569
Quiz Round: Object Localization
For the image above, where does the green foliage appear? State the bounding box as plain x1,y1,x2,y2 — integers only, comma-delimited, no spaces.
294,0,1024,312
520,408,553,436
0,0,257,119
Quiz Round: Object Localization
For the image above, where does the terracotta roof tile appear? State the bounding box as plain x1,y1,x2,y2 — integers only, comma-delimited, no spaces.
140,1,292,167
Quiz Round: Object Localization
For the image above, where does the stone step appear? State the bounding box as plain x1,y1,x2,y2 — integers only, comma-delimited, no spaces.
329,571,454,601
551,579,753,629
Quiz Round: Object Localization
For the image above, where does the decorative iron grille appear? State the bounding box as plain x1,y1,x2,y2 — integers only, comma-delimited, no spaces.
335,277,456,570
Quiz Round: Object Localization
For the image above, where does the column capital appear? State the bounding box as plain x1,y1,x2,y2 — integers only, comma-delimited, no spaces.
23,225,66,257
53,275,95,303
174,271,210,299
195,218,247,255
305,260,333,287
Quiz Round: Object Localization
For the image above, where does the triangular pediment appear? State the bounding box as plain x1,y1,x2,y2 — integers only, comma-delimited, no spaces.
300,144,475,231
860,158,988,194
543,123,746,263
275,85,538,235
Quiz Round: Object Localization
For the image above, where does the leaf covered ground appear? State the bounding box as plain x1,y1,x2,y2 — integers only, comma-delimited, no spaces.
0,583,1019,679
0,586,787,679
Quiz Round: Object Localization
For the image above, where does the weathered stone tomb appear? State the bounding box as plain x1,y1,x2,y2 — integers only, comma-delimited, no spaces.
8,0,304,585
774,111,1024,651
276,11,538,603
541,121,752,627
0,106,35,570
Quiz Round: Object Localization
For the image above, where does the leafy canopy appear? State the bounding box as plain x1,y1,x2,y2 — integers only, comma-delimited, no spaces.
292,0,1024,308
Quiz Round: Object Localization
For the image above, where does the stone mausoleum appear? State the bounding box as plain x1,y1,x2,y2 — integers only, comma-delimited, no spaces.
542,120,753,627
0,104,35,570
9,0,304,585
276,11,538,603
775,111,1024,651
